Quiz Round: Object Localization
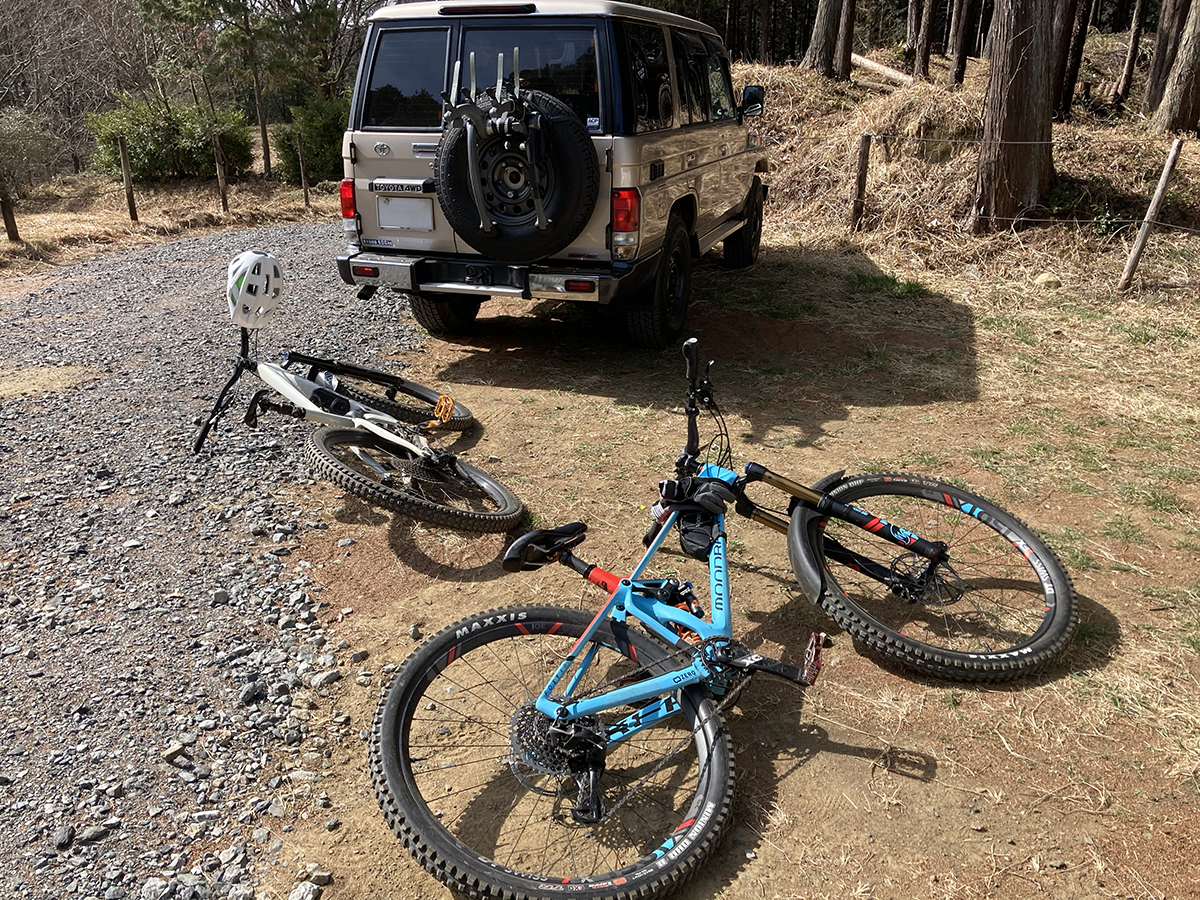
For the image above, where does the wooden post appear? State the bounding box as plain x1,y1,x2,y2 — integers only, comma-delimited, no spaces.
296,132,311,209
851,133,872,231
0,183,19,242
212,134,229,214
118,135,138,223
1117,138,1184,291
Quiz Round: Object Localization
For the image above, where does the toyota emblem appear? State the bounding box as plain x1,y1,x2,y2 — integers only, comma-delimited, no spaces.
374,142,392,157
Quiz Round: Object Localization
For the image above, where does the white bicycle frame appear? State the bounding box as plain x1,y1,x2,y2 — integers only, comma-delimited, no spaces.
252,360,433,459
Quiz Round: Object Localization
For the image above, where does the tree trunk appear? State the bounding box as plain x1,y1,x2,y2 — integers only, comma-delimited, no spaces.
948,0,977,84
1112,0,1146,106
759,0,773,62
1145,0,1193,112
969,0,1055,234
835,0,858,79
906,0,921,55
1051,0,1080,111
1150,0,1200,131
913,0,936,78
0,184,19,242
249,48,271,178
1056,0,1093,118
803,0,843,76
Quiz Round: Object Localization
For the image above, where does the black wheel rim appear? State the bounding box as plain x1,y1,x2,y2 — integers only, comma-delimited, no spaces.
478,136,554,225
662,242,688,331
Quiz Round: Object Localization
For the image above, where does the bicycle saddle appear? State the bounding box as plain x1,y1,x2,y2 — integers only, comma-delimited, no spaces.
503,522,587,572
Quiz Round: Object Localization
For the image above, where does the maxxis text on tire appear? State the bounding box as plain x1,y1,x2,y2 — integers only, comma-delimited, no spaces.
371,605,736,900
799,472,1077,682
435,89,600,264
627,215,692,350
304,428,522,533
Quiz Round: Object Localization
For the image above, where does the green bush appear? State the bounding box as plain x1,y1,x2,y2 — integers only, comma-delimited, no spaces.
273,97,350,185
88,98,254,181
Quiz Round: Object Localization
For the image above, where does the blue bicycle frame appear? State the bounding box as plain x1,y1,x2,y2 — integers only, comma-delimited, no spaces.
532,462,740,745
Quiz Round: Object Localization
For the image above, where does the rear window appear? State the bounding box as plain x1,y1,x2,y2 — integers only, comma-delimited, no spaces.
363,28,449,129
459,27,601,129
623,22,673,133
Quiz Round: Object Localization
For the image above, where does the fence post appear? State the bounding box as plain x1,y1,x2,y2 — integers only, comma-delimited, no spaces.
1117,137,1184,292
212,134,229,214
0,183,19,242
296,132,311,209
851,133,872,231
118,135,138,223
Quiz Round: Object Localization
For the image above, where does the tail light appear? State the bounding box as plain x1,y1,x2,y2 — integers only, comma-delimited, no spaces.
611,188,639,260
340,179,358,239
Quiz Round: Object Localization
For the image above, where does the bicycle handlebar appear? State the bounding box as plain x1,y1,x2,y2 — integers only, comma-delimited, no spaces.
682,337,699,387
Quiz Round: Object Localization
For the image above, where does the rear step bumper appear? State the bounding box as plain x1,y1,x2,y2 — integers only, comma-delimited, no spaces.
337,249,660,307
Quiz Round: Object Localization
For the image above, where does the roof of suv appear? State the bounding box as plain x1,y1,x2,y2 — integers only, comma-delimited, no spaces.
369,0,721,35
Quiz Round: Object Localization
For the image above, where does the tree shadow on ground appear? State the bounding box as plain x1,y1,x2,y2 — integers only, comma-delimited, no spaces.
425,239,977,444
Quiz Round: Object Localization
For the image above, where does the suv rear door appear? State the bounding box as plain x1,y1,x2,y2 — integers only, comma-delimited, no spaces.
347,24,457,255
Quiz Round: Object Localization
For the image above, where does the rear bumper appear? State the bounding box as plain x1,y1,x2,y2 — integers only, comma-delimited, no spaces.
337,248,659,307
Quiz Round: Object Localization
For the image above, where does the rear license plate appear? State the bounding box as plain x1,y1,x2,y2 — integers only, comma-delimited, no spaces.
377,196,433,231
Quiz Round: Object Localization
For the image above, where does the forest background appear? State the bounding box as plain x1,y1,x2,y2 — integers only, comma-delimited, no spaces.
2,0,1200,245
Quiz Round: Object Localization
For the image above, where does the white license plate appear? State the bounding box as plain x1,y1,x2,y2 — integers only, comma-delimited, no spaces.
377,196,433,231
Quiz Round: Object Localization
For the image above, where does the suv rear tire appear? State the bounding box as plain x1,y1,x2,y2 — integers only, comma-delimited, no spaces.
627,215,691,350
723,177,763,269
407,292,481,335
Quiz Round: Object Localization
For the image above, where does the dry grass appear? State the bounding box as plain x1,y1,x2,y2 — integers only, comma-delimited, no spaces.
0,173,341,274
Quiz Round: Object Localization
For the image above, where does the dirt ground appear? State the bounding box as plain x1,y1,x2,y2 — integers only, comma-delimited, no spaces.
243,261,1200,900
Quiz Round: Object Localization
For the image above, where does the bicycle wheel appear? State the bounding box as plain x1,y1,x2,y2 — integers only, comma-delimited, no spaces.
807,472,1077,682
371,606,734,900
334,371,475,432
305,428,522,533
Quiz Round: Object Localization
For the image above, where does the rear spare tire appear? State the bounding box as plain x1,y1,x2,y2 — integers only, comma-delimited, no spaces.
435,89,599,264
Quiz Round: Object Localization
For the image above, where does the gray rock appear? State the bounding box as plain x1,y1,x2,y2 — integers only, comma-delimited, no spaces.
287,883,321,900
53,824,75,850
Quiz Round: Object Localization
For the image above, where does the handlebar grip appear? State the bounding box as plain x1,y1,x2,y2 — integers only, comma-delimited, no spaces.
642,520,664,548
682,338,698,384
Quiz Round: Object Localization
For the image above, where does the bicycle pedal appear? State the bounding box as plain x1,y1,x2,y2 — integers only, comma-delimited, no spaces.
721,633,825,687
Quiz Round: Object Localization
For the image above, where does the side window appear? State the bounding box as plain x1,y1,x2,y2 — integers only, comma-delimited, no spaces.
703,36,737,122
672,32,710,126
363,28,449,129
624,22,673,133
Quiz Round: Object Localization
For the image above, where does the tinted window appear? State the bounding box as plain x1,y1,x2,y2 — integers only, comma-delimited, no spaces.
624,23,673,133
364,29,449,129
461,27,600,128
703,36,736,122
673,31,710,126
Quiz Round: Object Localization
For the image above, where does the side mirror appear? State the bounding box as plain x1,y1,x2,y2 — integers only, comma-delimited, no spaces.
740,85,765,118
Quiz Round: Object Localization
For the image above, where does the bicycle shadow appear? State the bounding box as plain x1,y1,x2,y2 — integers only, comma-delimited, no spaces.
417,239,978,443
691,678,938,894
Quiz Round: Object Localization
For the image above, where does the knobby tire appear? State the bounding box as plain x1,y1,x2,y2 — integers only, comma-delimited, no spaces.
810,472,1077,681
305,428,521,533
370,606,735,900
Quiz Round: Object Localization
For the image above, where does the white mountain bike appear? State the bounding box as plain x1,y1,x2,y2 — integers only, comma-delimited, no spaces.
192,251,523,533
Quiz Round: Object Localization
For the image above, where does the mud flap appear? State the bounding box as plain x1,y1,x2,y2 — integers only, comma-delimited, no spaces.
786,470,845,605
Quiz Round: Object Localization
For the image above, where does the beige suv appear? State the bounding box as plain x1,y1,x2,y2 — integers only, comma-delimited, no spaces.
337,0,767,348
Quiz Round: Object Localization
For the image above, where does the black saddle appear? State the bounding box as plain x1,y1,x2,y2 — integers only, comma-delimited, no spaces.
502,522,588,572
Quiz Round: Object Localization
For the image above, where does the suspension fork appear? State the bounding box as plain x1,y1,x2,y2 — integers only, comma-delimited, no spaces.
739,463,950,565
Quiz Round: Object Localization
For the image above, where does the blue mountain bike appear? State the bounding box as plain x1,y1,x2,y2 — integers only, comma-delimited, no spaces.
370,339,1077,900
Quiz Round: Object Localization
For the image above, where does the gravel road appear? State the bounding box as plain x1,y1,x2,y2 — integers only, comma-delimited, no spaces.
0,224,416,900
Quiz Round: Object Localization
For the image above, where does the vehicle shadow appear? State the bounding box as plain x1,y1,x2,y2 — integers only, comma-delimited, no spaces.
421,238,978,443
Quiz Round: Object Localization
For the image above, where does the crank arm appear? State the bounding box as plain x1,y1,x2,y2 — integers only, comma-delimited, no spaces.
718,632,826,686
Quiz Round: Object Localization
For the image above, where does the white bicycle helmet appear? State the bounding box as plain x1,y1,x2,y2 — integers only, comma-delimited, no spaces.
227,250,283,328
